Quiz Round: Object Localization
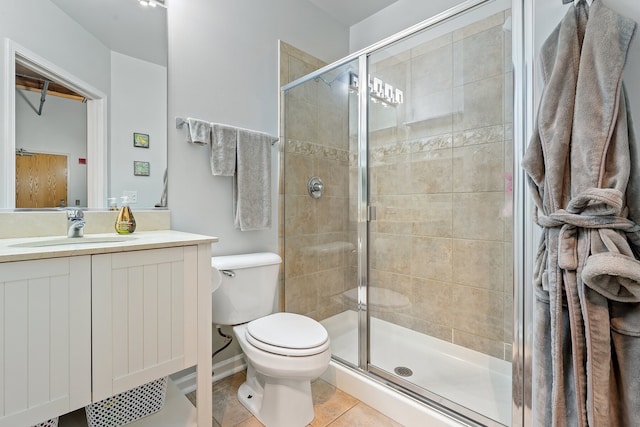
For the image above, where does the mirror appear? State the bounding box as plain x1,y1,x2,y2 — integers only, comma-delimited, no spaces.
0,0,167,209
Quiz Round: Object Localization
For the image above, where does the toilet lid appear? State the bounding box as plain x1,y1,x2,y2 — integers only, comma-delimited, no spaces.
246,312,329,357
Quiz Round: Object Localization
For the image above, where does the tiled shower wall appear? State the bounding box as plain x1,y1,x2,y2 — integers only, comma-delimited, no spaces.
365,10,513,360
280,8,513,361
279,42,353,320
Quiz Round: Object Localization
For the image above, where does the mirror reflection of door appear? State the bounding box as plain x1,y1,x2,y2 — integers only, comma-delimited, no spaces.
15,62,87,207
15,152,68,208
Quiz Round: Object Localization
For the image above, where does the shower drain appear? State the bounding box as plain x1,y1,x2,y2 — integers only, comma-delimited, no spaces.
394,366,413,377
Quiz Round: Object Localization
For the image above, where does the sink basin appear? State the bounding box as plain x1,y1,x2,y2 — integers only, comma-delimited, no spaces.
11,235,137,248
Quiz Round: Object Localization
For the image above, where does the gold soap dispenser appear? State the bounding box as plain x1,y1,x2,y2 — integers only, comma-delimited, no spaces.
115,196,136,234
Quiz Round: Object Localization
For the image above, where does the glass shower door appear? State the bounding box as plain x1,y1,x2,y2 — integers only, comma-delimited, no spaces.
282,58,361,367
366,5,514,426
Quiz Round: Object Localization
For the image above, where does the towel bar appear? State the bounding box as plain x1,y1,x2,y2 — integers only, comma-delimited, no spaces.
175,117,279,145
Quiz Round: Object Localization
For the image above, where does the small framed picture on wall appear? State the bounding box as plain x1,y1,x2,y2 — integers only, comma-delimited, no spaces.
133,132,150,148
134,161,150,176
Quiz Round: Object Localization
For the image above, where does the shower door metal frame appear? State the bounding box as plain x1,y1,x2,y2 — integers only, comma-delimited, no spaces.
356,53,370,371
281,0,531,425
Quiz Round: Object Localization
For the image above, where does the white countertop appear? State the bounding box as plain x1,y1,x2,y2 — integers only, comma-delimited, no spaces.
0,230,218,262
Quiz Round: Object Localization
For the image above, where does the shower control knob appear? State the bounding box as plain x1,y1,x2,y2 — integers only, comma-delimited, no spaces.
308,176,324,199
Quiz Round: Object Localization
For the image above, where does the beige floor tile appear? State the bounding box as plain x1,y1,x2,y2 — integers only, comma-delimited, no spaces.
310,379,359,426
328,402,403,427
192,370,403,427
233,416,264,427
213,372,253,426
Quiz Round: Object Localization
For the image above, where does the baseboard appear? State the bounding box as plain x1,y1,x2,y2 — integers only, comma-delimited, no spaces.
172,354,247,394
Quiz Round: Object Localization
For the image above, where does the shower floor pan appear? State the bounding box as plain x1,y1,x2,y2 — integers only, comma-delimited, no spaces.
321,310,511,425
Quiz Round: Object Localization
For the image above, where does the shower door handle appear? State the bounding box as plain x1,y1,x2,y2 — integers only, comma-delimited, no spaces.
368,205,377,221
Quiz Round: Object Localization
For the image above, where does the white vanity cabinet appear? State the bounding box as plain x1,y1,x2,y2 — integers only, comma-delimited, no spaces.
92,246,198,400
0,231,215,427
0,256,91,427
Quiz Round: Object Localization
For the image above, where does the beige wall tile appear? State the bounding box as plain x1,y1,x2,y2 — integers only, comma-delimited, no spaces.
401,115,453,140
284,152,317,196
317,197,348,234
504,292,513,343
452,285,504,341
452,329,505,359
315,233,352,270
411,32,453,58
452,239,504,289
285,274,318,316
410,87,453,125
372,157,413,196
452,192,505,241
284,195,318,236
452,11,505,41
285,234,318,278
318,158,348,197
289,55,321,82
410,236,452,281
285,98,318,142
411,43,453,95
453,75,504,132
370,233,413,275
504,70,514,124
369,126,399,149
317,268,349,320
410,152,453,194
318,108,347,148
410,277,453,330
452,142,504,192
411,193,453,238
453,26,503,86
453,124,504,147
280,40,326,71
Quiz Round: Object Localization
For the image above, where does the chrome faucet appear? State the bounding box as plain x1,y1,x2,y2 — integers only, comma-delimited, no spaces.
67,209,85,238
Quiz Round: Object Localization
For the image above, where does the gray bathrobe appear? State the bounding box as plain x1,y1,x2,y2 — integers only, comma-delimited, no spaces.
522,1,639,425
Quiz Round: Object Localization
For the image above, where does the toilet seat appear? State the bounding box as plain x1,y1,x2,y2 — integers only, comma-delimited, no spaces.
246,312,329,357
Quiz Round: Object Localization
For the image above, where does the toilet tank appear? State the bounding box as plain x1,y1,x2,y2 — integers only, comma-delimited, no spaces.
211,252,281,325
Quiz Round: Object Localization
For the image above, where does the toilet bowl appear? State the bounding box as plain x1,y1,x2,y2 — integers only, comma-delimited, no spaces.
211,253,331,427
233,313,331,427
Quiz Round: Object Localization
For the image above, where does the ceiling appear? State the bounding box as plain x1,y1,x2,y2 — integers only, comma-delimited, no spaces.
49,0,167,66
46,0,395,68
15,63,84,101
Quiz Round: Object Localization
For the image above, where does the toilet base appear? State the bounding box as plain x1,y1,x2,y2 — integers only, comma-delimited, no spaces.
237,364,315,427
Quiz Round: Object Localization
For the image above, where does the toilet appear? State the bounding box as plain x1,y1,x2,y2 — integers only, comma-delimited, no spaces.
211,252,331,427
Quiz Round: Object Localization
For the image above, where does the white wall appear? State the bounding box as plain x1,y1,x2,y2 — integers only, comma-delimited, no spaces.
110,51,167,208
167,0,350,255
15,90,87,206
533,0,640,122
349,0,466,52
0,1,111,91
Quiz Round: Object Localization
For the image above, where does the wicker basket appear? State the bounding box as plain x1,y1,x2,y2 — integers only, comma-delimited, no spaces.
85,377,168,427
32,418,58,427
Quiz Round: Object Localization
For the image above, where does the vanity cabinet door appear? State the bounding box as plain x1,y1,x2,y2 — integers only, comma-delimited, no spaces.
0,256,91,427
91,246,198,401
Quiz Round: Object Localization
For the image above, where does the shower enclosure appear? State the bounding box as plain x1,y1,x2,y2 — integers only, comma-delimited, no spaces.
281,0,520,425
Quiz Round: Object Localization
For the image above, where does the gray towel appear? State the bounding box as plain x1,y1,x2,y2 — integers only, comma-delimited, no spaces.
233,129,274,231
186,118,211,145
210,124,237,176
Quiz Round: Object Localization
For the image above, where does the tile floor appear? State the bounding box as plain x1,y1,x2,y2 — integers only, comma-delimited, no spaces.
186,370,403,427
